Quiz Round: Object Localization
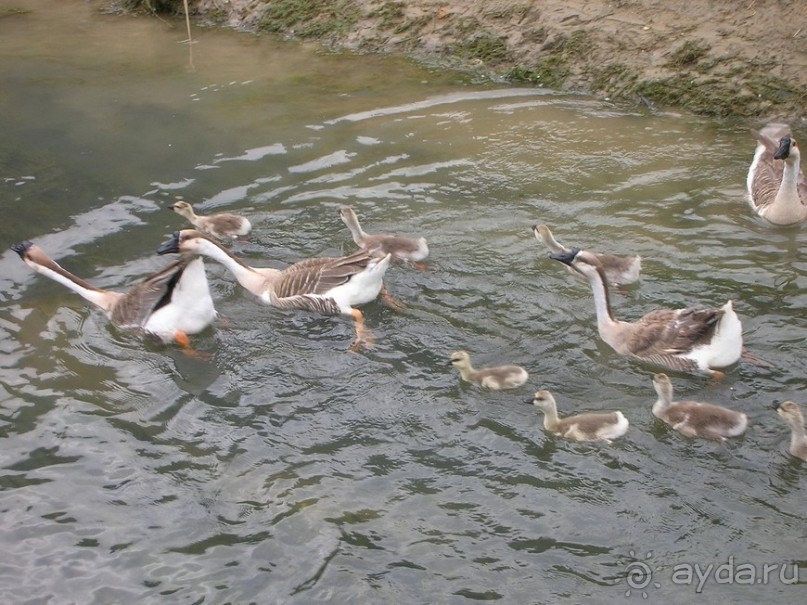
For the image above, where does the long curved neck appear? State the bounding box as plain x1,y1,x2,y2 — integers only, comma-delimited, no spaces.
343,212,369,245
584,266,621,342
774,155,802,207
196,239,278,295
28,257,118,313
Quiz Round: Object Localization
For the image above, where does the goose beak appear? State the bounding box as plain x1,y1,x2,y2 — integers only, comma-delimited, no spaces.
524,398,535,405
773,136,791,160
549,248,580,266
157,232,181,255
10,241,34,257
770,401,781,411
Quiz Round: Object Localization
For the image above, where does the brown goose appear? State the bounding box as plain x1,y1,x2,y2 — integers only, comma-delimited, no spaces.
651,373,747,441
339,206,429,264
550,249,742,378
11,241,216,348
746,124,807,225
157,229,390,350
449,350,528,390
527,390,629,443
533,224,641,285
171,200,252,240
773,401,807,461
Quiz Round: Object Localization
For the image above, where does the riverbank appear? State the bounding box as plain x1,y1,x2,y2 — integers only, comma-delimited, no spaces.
114,1,806,121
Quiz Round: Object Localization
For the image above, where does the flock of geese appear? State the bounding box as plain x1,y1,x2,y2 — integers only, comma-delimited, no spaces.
10,124,807,461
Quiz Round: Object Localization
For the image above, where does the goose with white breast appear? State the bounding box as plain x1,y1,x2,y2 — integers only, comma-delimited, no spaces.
12,240,216,349
551,248,742,378
157,229,390,351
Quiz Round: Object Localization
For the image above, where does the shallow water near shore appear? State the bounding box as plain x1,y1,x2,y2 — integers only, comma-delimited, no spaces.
0,1,805,603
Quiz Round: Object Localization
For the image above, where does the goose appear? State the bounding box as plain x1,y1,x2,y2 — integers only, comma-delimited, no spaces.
527,390,629,443
773,401,807,461
651,373,747,441
449,350,528,390
339,206,429,265
11,241,216,349
550,248,742,378
171,200,252,240
157,229,390,351
533,224,641,285
746,124,807,225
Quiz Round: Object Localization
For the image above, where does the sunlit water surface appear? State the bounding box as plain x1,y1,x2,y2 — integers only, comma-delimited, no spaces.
1,2,805,603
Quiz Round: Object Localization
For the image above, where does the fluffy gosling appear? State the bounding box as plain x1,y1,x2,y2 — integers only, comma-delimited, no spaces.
449,350,528,390
773,401,807,461
528,390,629,443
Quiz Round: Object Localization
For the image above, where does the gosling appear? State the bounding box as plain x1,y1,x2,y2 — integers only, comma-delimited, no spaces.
651,373,747,441
773,401,807,461
528,390,629,443
449,350,528,390
171,200,251,240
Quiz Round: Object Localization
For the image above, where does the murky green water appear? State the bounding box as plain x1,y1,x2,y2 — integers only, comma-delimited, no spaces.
1,1,805,603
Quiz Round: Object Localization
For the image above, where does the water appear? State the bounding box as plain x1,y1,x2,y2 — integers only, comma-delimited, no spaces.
1,2,805,603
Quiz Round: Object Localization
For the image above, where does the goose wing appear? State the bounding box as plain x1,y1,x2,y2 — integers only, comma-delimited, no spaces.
626,307,723,361
274,250,374,298
749,131,786,212
110,258,192,328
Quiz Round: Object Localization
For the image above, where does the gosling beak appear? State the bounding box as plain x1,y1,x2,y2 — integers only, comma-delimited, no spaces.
524,398,536,405
770,401,782,411
157,231,181,255
773,136,791,160
549,248,580,266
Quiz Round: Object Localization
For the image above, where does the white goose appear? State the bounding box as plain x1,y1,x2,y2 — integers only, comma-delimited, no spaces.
11,241,216,348
449,350,528,390
550,249,742,378
651,373,747,441
528,390,629,443
339,206,429,265
157,229,391,350
533,224,641,285
746,124,807,225
773,401,807,461
171,200,252,240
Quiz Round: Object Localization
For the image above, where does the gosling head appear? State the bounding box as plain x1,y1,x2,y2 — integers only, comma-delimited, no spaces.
652,373,674,400
449,350,472,369
171,200,194,217
775,401,804,427
527,390,557,412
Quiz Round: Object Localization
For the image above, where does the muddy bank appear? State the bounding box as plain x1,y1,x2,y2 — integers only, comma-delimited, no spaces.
123,0,806,121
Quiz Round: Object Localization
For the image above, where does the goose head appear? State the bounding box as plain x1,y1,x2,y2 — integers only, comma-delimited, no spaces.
772,136,799,162
449,350,472,369
157,229,211,256
527,390,557,412
533,224,566,253
549,248,601,280
775,401,804,428
11,241,38,266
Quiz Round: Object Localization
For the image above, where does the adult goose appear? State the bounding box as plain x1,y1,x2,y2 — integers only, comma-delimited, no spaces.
449,350,528,390
746,124,807,225
339,206,429,266
11,241,216,349
157,229,391,351
550,249,742,378
527,390,629,443
171,200,252,240
533,224,641,285
773,401,807,461
651,373,747,441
